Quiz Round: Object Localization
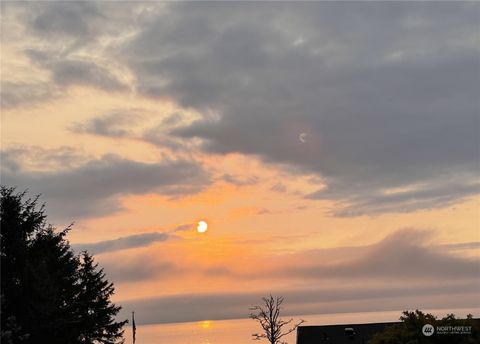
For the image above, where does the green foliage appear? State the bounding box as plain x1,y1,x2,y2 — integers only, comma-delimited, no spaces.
1,186,127,344
371,310,480,344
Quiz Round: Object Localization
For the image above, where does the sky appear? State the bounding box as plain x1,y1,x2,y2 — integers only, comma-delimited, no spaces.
1,1,479,325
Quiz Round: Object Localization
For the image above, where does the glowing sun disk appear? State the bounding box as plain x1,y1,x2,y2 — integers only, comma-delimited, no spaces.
197,220,208,233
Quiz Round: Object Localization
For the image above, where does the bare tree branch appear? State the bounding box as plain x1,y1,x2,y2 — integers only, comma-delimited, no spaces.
249,295,305,344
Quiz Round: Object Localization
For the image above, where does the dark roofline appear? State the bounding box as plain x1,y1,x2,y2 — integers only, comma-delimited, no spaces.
298,320,401,328
296,321,402,344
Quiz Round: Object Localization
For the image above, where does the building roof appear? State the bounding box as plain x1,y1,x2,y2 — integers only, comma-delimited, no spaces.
296,321,400,344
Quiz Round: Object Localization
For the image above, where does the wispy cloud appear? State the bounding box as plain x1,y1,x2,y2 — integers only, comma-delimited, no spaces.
73,231,171,255
276,229,480,281
2,152,211,221
105,229,480,324
308,180,480,217
441,242,480,251
26,49,127,92
219,229,480,282
69,110,143,138
220,173,258,186
0,81,59,109
173,223,195,232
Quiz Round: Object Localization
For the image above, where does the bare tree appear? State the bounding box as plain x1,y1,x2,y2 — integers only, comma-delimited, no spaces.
249,295,305,344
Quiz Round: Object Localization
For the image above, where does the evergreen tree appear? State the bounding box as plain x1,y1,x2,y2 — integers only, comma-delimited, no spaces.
1,187,45,343
1,186,127,344
77,252,126,344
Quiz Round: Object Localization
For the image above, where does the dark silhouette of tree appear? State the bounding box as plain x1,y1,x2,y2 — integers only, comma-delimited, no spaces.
76,252,126,343
249,295,304,344
371,310,480,344
1,186,127,344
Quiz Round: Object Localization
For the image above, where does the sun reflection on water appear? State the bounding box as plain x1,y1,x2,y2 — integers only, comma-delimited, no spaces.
199,320,212,329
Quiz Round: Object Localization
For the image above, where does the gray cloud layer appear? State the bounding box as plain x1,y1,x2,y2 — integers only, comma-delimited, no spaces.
1,153,211,221
278,230,479,281
26,49,126,92
248,230,480,283
106,229,479,285
102,255,182,284
308,181,480,217
28,1,103,40
119,281,480,325
3,1,479,215
104,229,479,323
0,81,59,109
73,231,171,255
70,110,142,138
123,2,479,216
1,1,131,108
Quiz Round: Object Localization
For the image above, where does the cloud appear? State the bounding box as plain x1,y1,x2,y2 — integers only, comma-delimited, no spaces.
442,242,480,251
142,125,196,152
271,183,288,193
17,1,136,45
173,223,194,232
118,281,480,324
70,110,201,155
112,229,480,324
49,58,125,91
0,81,59,109
1,153,211,221
277,229,480,281
308,181,480,217
101,255,182,284
26,49,126,92
220,174,258,186
73,231,171,255
3,2,479,215
202,229,479,283
1,145,90,172
1,2,135,107
70,110,143,137
120,1,479,216
28,1,104,40
104,229,477,284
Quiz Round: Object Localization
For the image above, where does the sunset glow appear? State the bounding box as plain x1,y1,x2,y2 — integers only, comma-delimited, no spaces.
1,0,478,335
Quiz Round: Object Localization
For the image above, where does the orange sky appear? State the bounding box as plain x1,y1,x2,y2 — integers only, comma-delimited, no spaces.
2,1,479,324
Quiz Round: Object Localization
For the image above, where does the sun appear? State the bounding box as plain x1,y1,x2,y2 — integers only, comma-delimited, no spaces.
197,220,208,233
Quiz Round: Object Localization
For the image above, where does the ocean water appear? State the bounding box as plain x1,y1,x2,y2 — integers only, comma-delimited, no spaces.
122,308,480,344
